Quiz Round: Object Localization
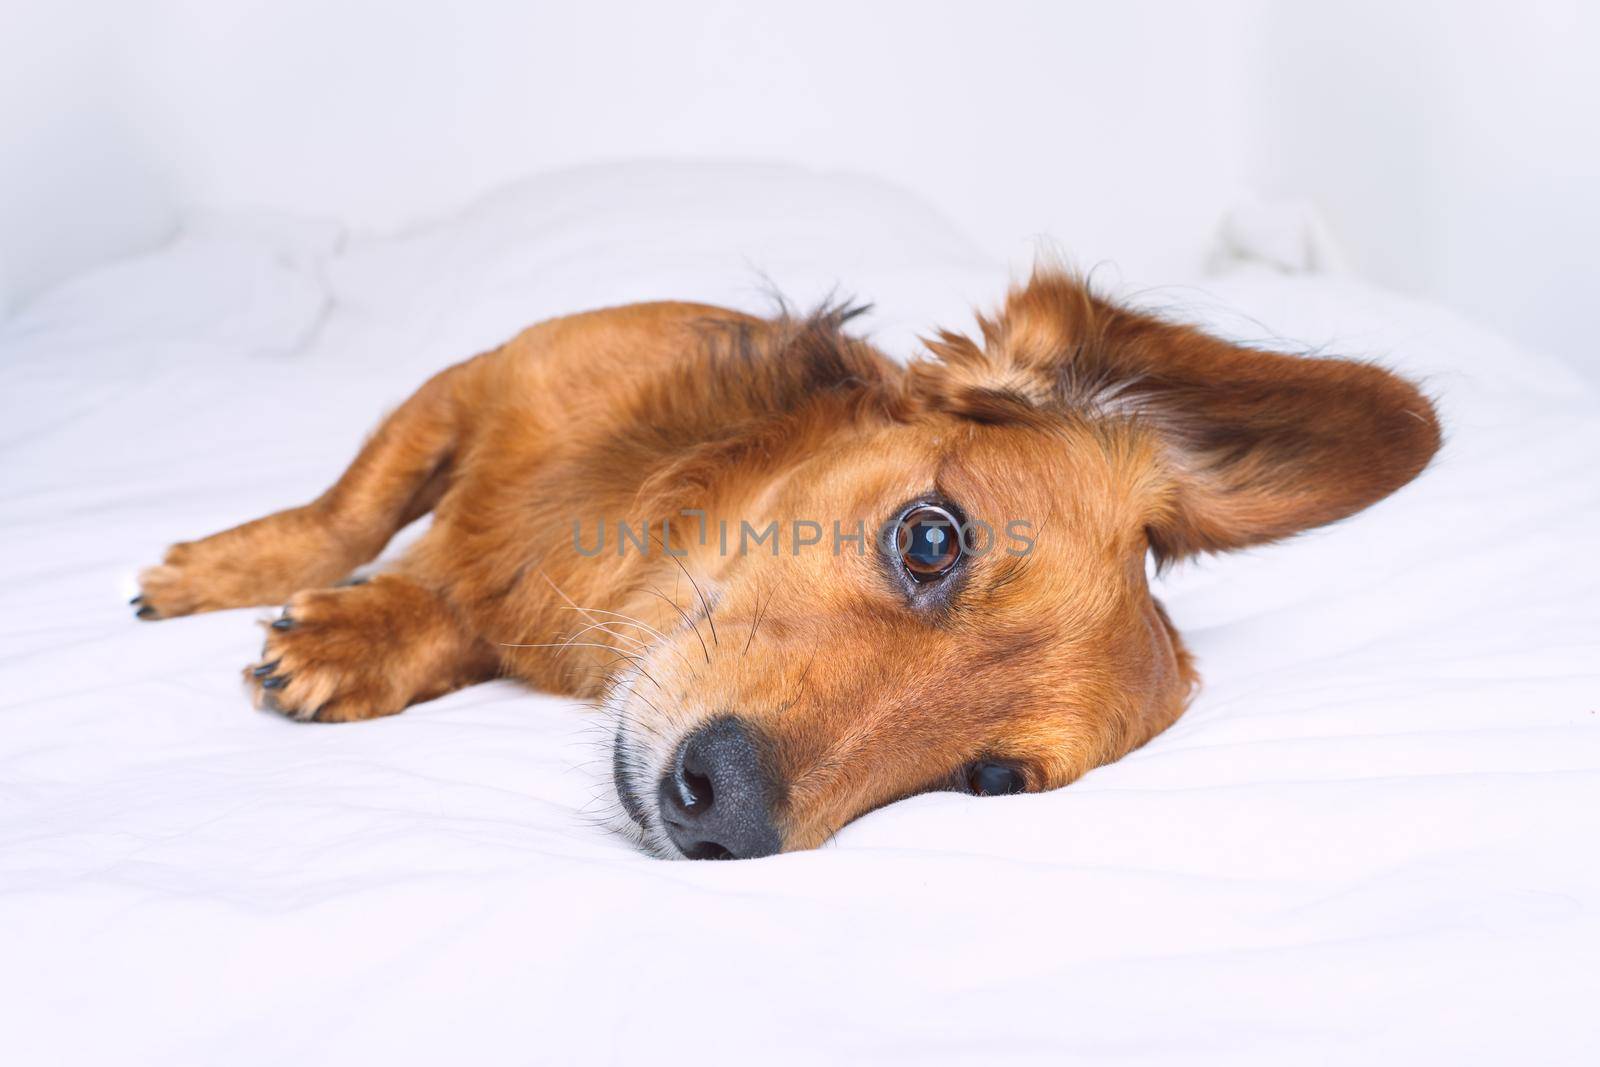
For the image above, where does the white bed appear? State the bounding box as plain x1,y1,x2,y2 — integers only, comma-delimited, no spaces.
3,162,1597,1065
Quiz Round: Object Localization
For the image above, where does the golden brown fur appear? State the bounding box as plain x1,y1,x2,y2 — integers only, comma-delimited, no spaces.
135,272,1441,856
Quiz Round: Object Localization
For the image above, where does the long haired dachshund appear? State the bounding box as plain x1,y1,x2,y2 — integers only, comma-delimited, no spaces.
135,271,1440,858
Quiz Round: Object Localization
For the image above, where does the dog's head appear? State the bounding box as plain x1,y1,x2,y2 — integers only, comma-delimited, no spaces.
607,272,1440,858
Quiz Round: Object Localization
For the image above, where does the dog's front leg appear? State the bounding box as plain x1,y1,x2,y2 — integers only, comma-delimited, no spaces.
245,573,496,722
134,359,471,620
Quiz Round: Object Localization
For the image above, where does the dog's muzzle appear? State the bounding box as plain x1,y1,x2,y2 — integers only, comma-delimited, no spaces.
654,717,781,860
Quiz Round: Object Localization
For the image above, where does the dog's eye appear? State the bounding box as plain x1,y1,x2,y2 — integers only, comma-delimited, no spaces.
966,761,1026,796
896,504,963,581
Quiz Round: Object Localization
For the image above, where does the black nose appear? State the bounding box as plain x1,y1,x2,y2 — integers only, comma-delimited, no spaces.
658,717,781,860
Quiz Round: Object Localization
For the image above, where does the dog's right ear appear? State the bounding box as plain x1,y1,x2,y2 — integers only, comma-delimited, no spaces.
916,271,1442,562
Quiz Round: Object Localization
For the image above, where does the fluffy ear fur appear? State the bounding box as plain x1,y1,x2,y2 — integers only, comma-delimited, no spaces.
915,270,1442,561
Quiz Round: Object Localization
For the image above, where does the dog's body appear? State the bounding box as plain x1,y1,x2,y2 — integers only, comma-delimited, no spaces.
136,273,1440,857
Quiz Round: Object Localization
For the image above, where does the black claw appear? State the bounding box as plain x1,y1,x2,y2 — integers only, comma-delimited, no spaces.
261,674,289,690
270,617,294,631
136,605,157,620
129,595,144,605
252,660,280,678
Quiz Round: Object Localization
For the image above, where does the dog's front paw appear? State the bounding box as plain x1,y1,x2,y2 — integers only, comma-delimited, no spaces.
133,543,225,620
245,587,409,723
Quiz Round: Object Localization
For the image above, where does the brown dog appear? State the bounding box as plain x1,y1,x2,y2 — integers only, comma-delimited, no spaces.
134,271,1440,858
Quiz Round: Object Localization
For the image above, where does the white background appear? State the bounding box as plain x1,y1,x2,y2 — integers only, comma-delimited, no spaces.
3,0,1596,374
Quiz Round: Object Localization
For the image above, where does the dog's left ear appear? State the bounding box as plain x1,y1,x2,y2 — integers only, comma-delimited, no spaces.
917,271,1442,561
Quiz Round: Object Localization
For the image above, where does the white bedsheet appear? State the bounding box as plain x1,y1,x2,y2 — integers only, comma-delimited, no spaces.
3,162,1597,1066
